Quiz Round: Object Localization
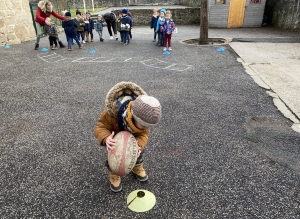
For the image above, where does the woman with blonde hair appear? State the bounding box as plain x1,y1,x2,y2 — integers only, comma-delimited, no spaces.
34,0,65,50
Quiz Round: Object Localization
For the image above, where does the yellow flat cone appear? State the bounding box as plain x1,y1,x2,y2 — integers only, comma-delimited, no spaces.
127,190,156,212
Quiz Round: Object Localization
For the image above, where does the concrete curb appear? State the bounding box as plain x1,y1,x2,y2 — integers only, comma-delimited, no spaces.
178,37,232,46
236,56,300,134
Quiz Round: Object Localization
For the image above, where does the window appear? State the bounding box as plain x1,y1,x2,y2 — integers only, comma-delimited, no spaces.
250,0,262,3
216,0,226,4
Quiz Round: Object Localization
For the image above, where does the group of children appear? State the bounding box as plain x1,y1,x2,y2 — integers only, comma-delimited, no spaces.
44,10,102,51
43,7,175,51
150,8,176,51
74,10,96,43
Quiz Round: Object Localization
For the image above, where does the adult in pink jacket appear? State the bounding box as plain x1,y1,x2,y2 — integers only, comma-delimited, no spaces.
34,0,64,50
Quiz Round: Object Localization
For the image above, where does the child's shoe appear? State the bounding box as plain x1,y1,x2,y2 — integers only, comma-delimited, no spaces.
82,40,85,44
132,163,148,182
91,39,93,42
51,46,55,50
58,40,65,48
163,47,167,51
110,36,113,40
100,38,104,42
168,47,172,51
54,46,58,50
79,44,83,49
34,43,39,50
68,46,73,51
109,172,122,192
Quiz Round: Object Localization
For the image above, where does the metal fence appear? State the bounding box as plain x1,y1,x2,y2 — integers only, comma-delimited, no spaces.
29,0,65,35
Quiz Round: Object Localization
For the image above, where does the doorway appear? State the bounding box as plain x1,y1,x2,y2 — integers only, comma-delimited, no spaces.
227,0,246,28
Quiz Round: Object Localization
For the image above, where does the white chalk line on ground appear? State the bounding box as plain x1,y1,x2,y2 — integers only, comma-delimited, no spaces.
37,52,193,72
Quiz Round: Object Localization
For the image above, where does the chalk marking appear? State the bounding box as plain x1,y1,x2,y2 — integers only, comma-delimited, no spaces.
45,55,62,60
124,58,132,62
39,53,57,58
55,58,69,62
164,64,177,69
37,54,193,72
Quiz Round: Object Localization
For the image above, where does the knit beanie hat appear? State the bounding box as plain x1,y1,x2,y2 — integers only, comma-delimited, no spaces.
160,8,167,14
65,11,71,17
121,9,128,14
131,95,162,128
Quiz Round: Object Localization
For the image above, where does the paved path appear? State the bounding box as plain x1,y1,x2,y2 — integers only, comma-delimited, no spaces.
230,42,300,133
1,26,300,218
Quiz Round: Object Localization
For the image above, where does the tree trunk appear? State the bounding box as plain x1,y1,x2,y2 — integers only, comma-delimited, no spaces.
199,0,209,45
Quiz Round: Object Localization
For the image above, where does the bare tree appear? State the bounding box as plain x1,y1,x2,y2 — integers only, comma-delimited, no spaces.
199,0,209,45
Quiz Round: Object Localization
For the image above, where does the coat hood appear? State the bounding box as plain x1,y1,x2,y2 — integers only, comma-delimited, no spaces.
38,0,53,13
105,82,147,116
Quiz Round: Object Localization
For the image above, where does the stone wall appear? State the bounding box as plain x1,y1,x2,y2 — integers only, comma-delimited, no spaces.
29,0,200,9
108,8,200,25
0,0,36,45
265,0,300,31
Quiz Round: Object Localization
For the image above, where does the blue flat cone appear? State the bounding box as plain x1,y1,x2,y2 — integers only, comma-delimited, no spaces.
41,48,48,52
89,49,95,54
163,51,170,55
217,47,225,52
3,45,10,49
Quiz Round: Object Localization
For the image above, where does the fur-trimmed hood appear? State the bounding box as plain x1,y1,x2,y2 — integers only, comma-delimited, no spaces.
38,0,53,13
105,82,147,116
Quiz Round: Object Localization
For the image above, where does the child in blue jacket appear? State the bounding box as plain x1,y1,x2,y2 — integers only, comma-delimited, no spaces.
95,15,105,42
150,8,159,42
62,12,82,51
86,12,95,42
120,9,132,44
155,8,166,47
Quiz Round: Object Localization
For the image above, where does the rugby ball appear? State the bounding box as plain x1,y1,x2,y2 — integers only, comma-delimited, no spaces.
108,131,139,177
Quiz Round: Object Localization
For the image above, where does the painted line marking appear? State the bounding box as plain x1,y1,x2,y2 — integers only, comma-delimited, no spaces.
39,53,57,58
164,64,177,69
37,55,194,72
124,58,132,62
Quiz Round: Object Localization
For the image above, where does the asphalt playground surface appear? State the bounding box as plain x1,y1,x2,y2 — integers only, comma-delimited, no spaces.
1,26,300,218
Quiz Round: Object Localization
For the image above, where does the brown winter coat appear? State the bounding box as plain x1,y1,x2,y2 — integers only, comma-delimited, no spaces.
94,109,150,150
94,81,150,151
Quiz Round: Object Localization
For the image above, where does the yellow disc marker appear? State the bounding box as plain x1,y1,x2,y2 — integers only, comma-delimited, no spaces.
127,190,156,212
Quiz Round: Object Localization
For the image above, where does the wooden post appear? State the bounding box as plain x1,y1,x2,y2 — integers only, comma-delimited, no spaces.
199,0,209,45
